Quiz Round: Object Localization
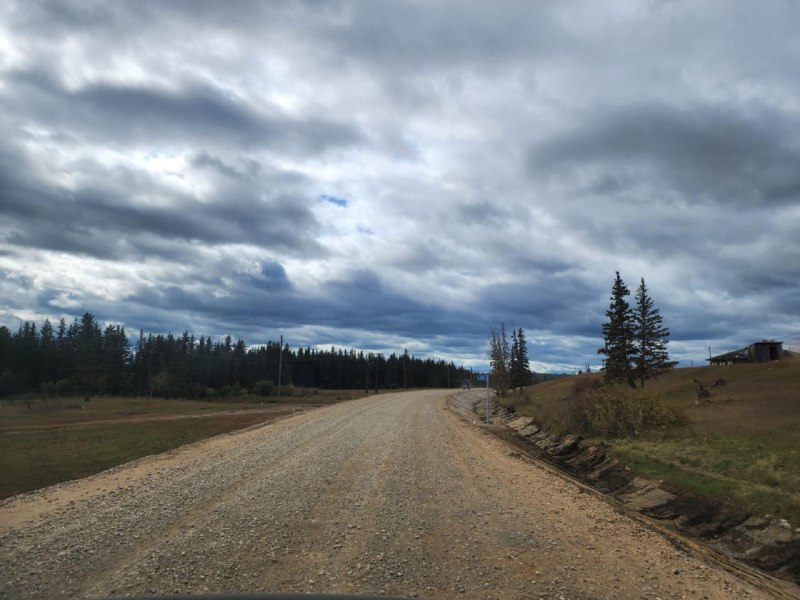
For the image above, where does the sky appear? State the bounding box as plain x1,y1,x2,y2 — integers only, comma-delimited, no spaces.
1,0,799,372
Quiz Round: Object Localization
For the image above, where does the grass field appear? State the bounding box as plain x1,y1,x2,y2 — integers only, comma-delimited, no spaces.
0,389,368,499
501,357,800,524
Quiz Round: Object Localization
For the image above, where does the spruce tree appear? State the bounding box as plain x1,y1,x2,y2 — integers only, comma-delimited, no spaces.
489,324,511,396
509,329,520,393
598,272,636,386
516,328,533,387
509,328,533,392
632,278,676,387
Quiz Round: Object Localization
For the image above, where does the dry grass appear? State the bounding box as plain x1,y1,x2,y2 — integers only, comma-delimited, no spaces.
501,357,800,523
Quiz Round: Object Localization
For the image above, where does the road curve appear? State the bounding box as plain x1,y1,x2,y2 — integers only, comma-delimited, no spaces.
0,390,774,599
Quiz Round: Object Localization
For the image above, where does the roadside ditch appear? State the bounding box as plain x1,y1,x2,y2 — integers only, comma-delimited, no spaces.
450,390,800,589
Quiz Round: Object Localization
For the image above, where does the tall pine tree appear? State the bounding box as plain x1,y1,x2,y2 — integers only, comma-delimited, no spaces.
516,328,532,387
509,330,520,392
509,328,533,392
489,324,511,396
598,272,636,387
632,278,676,387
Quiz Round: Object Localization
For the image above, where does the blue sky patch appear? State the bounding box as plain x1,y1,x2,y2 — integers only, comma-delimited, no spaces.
319,194,349,207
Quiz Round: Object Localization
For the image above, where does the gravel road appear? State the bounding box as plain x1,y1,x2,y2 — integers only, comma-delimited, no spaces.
0,390,776,599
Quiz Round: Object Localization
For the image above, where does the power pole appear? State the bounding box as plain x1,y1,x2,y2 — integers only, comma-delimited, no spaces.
374,354,379,395
486,372,490,425
365,354,370,394
277,334,283,400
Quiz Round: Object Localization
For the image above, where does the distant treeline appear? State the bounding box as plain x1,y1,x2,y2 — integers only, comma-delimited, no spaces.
0,313,472,398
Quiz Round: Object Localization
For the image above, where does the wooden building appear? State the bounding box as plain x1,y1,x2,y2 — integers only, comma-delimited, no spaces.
709,340,784,365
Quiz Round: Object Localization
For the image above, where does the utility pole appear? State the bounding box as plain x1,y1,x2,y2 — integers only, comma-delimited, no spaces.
374,354,379,395
485,371,490,426
365,354,370,394
277,334,283,400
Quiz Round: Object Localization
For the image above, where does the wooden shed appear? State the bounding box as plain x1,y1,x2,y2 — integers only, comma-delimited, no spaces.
709,340,783,365
749,340,783,362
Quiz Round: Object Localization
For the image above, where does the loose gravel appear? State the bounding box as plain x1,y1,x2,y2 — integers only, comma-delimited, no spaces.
0,390,776,599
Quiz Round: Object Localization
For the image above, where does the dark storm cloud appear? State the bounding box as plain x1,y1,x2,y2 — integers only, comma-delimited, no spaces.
529,102,800,206
478,275,603,338
319,0,563,72
94,266,475,347
0,141,323,260
6,69,365,154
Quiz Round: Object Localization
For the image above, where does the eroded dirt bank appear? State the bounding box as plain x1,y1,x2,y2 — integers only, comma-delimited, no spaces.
452,390,800,592
0,390,786,599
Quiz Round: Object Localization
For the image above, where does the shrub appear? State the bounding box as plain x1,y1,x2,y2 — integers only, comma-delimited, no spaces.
278,383,299,397
571,376,602,395
253,379,274,397
568,385,687,438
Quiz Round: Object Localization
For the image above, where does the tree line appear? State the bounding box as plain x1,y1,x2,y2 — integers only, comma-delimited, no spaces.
0,312,472,398
598,272,676,387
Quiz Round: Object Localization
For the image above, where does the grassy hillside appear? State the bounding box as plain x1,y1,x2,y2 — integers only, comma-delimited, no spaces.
501,356,800,524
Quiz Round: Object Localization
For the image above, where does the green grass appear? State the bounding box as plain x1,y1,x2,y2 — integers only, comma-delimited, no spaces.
609,437,800,524
0,389,373,498
0,413,279,499
503,359,800,524
0,390,366,428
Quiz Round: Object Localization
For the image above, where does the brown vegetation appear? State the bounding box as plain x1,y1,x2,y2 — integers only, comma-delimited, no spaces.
499,356,800,525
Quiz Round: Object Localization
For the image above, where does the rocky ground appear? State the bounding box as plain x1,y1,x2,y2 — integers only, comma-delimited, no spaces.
0,390,781,599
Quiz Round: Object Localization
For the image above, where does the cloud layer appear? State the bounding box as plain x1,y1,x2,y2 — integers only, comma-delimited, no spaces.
1,0,799,370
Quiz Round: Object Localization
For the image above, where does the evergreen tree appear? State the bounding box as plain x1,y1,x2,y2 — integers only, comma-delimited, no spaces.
39,318,56,384
632,278,676,387
0,325,14,396
509,329,520,392
55,318,70,382
598,272,636,386
489,324,511,396
515,328,533,387
73,313,103,394
102,324,129,394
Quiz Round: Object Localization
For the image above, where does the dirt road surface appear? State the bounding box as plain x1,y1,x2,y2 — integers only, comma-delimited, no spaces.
0,390,782,599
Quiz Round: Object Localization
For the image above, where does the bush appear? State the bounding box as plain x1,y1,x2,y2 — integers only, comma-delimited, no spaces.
277,383,299,397
56,377,76,396
571,376,602,395
253,379,274,397
568,385,687,438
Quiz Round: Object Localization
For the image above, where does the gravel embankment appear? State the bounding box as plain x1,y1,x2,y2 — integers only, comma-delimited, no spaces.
0,390,777,599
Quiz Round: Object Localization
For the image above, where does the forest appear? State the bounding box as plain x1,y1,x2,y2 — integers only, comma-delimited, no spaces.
0,312,472,398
